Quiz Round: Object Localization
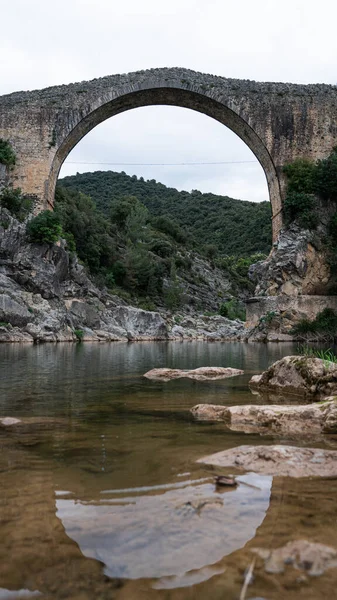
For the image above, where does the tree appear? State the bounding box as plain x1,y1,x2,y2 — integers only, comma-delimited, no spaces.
27,211,62,244
0,139,16,167
164,259,182,310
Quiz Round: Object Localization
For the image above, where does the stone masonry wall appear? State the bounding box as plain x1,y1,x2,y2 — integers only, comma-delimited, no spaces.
246,295,337,327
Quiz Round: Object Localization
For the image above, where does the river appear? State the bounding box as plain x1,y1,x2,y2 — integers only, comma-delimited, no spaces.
1,342,336,600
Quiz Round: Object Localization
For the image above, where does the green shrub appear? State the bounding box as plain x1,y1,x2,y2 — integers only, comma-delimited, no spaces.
315,308,337,331
219,299,245,321
283,150,337,229
138,298,156,311
151,215,187,244
62,231,76,252
74,329,84,342
292,308,337,336
283,159,316,194
297,344,337,363
0,139,16,167
315,147,337,201
27,210,62,244
0,187,33,221
105,271,115,288
259,310,278,325
283,191,318,229
329,212,337,243
110,196,141,228
164,260,182,310
203,244,217,260
148,238,173,258
112,261,127,285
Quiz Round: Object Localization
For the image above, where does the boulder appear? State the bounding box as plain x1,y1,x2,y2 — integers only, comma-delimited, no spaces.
0,326,33,343
252,540,337,577
249,355,337,398
197,444,337,477
68,300,101,329
191,399,337,433
111,306,167,340
144,366,244,382
0,294,31,327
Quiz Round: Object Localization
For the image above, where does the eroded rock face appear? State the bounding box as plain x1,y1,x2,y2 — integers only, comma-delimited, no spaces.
168,314,247,341
0,208,168,342
250,223,334,297
144,367,244,382
191,399,337,434
197,445,337,477
249,355,337,398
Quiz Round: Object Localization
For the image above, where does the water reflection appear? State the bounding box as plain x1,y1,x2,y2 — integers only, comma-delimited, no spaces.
56,474,272,583
0,341,298,418
2,341,336,599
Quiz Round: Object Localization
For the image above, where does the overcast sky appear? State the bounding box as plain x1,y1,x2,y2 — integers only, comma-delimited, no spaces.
1,0,337,201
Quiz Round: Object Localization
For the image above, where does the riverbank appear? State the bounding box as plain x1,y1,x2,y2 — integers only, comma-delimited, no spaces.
0,206,256,342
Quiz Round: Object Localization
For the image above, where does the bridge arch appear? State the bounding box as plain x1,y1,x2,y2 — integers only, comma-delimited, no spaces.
1,68,337,243
50,86,279,234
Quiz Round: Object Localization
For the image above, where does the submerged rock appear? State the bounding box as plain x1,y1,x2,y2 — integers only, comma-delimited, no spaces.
0,417,21,427
252,540,337,577
191,399,337,434
144,366,244,382
249,355,337,398
0,416,69,433
197,444,337,477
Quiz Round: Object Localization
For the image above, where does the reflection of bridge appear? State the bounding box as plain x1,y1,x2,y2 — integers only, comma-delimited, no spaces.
1,68,337,241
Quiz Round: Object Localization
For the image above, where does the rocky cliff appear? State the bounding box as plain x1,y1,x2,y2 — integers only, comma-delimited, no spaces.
0,208,246,343
0,208,169,342
250,223,334,297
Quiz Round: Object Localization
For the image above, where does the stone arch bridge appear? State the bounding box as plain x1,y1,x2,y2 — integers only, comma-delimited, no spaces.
0,67,337,241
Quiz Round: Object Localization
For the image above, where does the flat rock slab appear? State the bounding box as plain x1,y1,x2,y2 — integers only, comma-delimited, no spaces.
191,399,337,433
249,355,337,398
197,445,337,477
144,367,243,382
252,540,337,576
0,417,21,426
0,416,69,433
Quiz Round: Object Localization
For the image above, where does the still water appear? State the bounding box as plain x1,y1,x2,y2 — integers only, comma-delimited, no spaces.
0,342,337,600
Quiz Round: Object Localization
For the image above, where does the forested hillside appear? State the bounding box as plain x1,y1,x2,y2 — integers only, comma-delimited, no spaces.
59,170,272,256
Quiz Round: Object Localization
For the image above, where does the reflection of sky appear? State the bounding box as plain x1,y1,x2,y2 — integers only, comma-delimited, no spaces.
56,473,272,586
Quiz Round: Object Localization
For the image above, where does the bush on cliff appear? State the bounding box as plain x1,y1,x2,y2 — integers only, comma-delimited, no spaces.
283,191,319,229
0,139,16,167
292,308,337,337
219,298,245,320
315,147,337,201
27,211,62,244
0,187,33,222
283,149,337,230
283,159,316,195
